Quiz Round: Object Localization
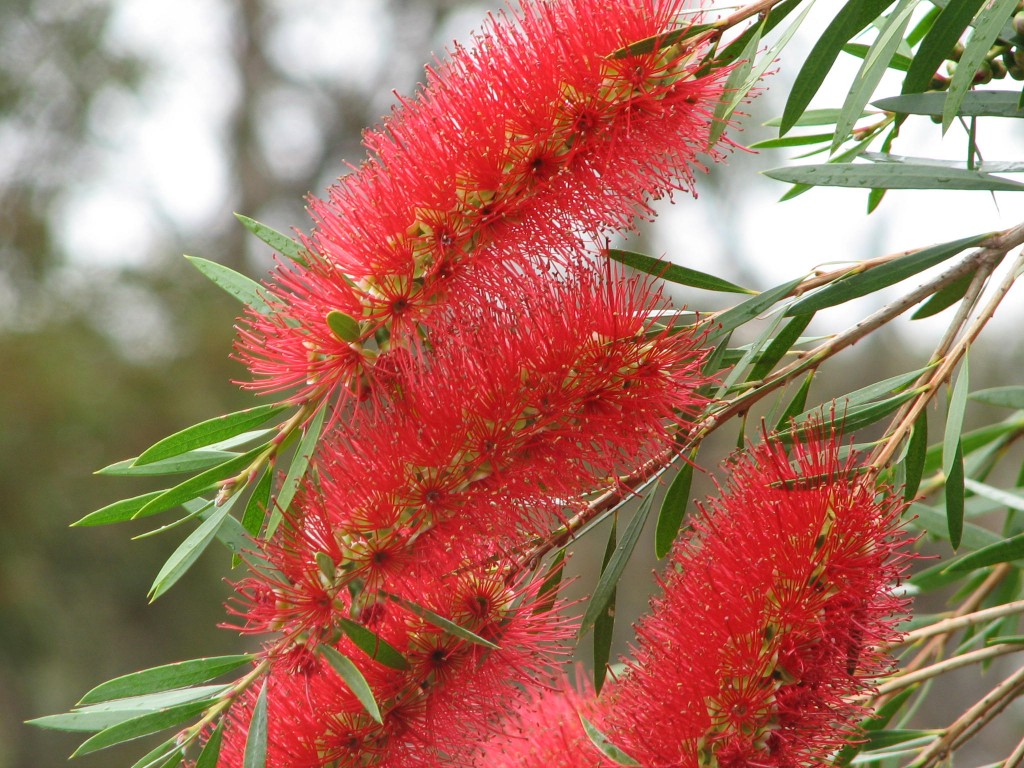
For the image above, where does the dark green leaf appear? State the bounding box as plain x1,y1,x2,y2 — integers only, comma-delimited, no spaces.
129,740,183,768
235,213,308,265
788,233,988,314
707,277,804,344
842,42,911,71
748,313,814,382
99,450,238,477
72,700,210,756
713,0,803,68
606,249,754,294
73,491,166,527
149,495,239,601
655,456,696,559
773,372,815,433
535,548,566,616
79,655,252,705
185,255,271,314
912,273,974,319
750,132,834,149
387,595,500,649
336,618,410,671
970,386,1024,409
944,530,1024,571
579,715,640,766
243,682,268,768
136,404,285,466
878,90,1024,118
987,635,1024,645
836,688,917,766
766,162,1024,191
579,493,655,638
904,410,928,502
266,403,328,537
786,392,916,439
326,310,362,343
946,440,965,550
27,687,225,733
593,517,618,694
944,356,970,478
241,465,273,542
781,0,897,134
902,0,986,94
195,721,225,768
320,647,383,724
944,0,1021,129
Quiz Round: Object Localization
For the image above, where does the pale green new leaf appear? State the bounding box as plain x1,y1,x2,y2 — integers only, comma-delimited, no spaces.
320,646,383,724
186,255,271,314
235,213,308,265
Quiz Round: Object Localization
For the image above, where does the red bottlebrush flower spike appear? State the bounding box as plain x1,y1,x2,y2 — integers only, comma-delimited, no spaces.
594,430,913,768
236,0,728,406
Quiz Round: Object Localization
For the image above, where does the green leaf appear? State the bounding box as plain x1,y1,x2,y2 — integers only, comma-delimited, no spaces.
186,255,271,314
904,410,928,502
750,132,834,149
136,444,267,520
320,646,383,724
944,530,1024,572
877,90,1024,118
241,465,273,543
655,455,696,559
912,272,974,319
235,213,308,265
944,356,970,478
535,548,566,616
99,450,238,477
781,0,897,134
773,371,815,432
946,440,965,550
593,516,618,695
136,404,285,466
788,233,988,315
387,595,500,649
579,715,640,766
326,310,362,343
902,0,985,94
27,687,227,733
195,721,225,768
336,618,410,671
862,730,944,749
970,386,1024,409
129,740,183,768
765,162,1024,191
579,493,655,638
79,655,252,705
786,392,916,439
832,0,915,152
72,700,210,756
944,0,1020,130
243,681,268,768
73,491,166,527
748,313,814,382
149,495,240,601
842,42,911,71
707,277,804,344
964,478,1024,512
606,249,754,294
266,403,328,538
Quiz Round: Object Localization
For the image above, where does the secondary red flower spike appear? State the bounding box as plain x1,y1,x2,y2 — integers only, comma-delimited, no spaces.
599,431,913,768
236,0,728,406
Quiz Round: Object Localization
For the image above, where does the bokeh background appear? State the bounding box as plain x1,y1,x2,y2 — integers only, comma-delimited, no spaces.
3,1,1024,766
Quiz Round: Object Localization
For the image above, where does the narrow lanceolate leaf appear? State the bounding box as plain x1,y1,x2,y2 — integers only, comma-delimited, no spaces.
149,495,239,601
708,277,804,344
186,255,272,315
877,90,1024,118
73,490,166,527
241,465,274,542
321,647,384,724
136,404,285,466
748,313,814,382
535,548,567,616
336,617,410,671
129,739,183,768
944,356,970,479
579,715,640,767
774,371,815,433
901,0,986,94
386,595,500,649
235,213,308,265
606,249,753,294
79,655,253,705
195,721,225,768
832,0,915,152
266,402,328,538
964,478,1024,513
765,163,1024,192
912,273,974,319
27,687,228,733
243,681,268,768
944,530,1024,572
788,232,988,315
99,450,238,477
72,700,211,756
904,410,928,502
944,0,1021,130
655,454,697,559
579,493,655,638
946,440,965,550
594,516,619,695
970,386,1024,409
780,0,898,134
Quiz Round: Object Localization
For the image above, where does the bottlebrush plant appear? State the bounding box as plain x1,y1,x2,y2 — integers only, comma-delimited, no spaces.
32,1,1024,767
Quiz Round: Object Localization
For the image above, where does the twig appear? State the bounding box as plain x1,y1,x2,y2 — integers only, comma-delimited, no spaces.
895,598,1024,648
1005,731,1024,768
872,643,1020,697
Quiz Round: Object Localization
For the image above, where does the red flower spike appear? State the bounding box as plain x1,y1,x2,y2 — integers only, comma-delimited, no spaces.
236,0,728,405
594,430,913,768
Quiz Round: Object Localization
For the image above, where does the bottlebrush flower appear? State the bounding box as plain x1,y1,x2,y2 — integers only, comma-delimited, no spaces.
236,0,728,406
594,430,912,768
